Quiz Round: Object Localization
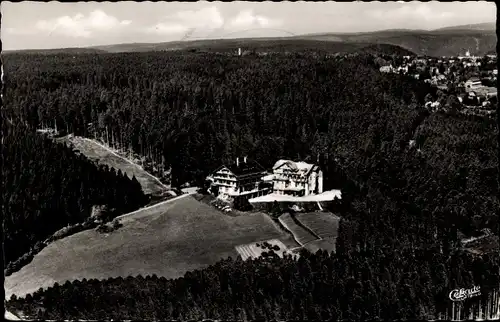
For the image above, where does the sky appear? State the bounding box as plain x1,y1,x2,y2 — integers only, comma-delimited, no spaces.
2,1,496,50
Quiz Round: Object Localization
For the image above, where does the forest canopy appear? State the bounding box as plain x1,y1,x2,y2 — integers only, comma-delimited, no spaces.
1,119,147,264
3,51,497,237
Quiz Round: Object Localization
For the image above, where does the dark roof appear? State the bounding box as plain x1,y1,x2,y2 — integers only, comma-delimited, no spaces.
225,159,266,177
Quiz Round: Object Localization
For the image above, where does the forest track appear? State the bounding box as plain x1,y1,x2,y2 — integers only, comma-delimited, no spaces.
83,138,171,191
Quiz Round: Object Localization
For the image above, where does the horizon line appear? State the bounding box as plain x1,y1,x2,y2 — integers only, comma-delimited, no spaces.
4,20,495,52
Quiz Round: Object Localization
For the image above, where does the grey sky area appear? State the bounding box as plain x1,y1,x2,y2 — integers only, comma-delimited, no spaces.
2,1,496,50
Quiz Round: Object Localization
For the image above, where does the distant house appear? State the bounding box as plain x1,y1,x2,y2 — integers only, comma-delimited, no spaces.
397,66,408,74
425,101,441,111
207,157,272,201
465,77,483,91
264,160,323,197
475,86,497,98
379,65,394,73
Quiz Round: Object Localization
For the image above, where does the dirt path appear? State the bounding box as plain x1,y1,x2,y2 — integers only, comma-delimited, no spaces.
117,192,194,221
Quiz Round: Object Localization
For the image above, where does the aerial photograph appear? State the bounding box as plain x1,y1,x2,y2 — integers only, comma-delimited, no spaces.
2,1,499,320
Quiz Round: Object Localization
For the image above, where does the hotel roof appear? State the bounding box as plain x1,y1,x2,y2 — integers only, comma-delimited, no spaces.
214,159,266,177
273,160,315,173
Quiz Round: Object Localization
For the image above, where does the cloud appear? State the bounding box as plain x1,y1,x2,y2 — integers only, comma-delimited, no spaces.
146,7,282,39
228,9,282,29
35,10,132,38
366,3,455,22
147,6,224,35
3,27,37,36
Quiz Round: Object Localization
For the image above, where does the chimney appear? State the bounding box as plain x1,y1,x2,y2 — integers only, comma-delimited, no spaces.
236,157,239,167
244,156,247,163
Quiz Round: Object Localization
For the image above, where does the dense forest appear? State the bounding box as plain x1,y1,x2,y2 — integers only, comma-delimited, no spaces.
3,51,497,236
6,244,500,320
3,50,499,319
1,119,147,264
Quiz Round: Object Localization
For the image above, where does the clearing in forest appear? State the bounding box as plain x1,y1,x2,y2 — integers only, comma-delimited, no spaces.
5,195,298,299
56,135,168,195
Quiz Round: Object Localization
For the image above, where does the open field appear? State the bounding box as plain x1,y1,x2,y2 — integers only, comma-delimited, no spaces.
235,239,293,261
56,135,168,195
278,213,318,246
5,196,298,299
295,212,340,239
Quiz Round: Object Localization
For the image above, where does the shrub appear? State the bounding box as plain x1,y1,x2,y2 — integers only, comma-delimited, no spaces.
33,241,46,253
112,219,123,230
52,226,73,239
96,224,111,233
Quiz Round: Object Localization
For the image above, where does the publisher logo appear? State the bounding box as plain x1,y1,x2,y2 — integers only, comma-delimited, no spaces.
449,286,481,302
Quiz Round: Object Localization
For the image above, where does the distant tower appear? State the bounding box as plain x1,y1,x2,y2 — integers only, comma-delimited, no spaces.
466,50,470,57
238,47,242,56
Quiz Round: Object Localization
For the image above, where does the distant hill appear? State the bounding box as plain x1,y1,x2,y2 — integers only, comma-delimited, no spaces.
3,39,415,57
5,22,495,57
4,47,105,55
89,22,496,57
433,22,495,31
89,38,415,56
297,23,496,57
356,43,416,56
